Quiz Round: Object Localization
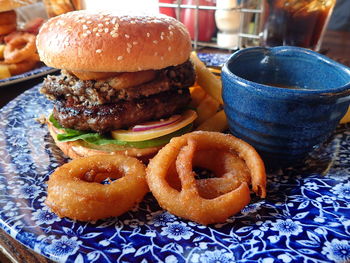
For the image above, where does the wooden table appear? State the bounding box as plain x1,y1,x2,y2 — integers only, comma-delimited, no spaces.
0,30,349,263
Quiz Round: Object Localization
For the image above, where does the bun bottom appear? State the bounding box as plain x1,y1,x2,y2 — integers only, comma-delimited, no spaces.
47,120,161,160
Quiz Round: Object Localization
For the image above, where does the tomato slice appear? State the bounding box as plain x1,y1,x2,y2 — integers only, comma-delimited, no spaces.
111,110,197,142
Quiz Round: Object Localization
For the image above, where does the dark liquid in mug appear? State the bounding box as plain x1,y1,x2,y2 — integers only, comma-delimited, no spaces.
261,0,335,49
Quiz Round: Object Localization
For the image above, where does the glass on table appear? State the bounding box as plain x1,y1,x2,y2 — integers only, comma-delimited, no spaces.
260,0,336,51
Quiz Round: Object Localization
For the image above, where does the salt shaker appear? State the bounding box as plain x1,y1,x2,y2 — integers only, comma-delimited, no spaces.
215,0,240,48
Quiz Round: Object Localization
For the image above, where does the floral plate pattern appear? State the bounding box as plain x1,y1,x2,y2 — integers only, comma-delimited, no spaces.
0,69,350,262
197,53,230,67
0,65,58,87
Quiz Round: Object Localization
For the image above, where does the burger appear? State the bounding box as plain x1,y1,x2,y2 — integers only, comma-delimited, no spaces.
0,0,37,39
0,0,36,12
36,10,197,159
0,10,17,39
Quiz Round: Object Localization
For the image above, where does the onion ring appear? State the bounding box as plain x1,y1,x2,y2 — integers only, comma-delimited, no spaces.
166,149,251,199
193,149,251,199
6,59,38,75
108,70,156,90
46,154,149,221
146,131,266,225
70,70,119,80
4,33,36,64
0,23,16,35
0,10,16,25
4,31,24,44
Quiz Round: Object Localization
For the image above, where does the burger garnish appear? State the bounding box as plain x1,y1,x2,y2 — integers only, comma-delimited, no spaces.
37,11,197,159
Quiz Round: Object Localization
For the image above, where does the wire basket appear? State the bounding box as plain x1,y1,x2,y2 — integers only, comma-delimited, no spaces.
158,0,262,50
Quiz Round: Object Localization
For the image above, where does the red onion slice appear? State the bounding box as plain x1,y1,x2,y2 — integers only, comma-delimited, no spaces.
132,115,182,132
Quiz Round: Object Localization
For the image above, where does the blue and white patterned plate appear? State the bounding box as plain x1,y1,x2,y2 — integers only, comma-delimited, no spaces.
197,53,231,67
1,71,350,262
0,65,58,87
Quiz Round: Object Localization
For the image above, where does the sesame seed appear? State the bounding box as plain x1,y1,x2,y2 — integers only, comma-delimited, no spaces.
153,40,158,44
87,20,92,24
168,46,172,51
112,33,118,38
154,52,158,56
117,56,123,60
93,28,98,32
96,49,102,53
160,56,164,60
82,25,88,30
98,28,103,32
146,33,150,37
133,41,138,45
104,28,109,33
82,33,88,37
127,48,131,53
105,21,110,25
160,35,164,40
96,33,101,37
125,34,130,38
86,30,91,34
98,23,103,27
127,43,132,48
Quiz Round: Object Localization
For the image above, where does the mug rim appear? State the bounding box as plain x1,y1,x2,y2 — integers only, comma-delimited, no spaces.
222,46,350,100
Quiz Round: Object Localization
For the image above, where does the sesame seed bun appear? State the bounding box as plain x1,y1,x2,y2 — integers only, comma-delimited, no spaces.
36,10,192,72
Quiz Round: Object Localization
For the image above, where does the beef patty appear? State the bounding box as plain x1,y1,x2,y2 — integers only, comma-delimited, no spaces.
41,60,195,106
53,89,192,133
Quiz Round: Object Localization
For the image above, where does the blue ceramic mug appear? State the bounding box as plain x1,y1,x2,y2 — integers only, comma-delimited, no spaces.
222,46,350,165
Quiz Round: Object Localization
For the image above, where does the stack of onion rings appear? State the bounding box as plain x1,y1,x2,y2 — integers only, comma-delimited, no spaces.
5,59,38,75
0,32,40,78
46,154,149,221
146,131,266,225
4,33,37,64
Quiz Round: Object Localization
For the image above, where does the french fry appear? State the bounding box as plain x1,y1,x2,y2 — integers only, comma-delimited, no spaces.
196,110,228,132
0,44,5,60
340,106,350,124
190,85,207,108
208,67,221,77
191,51,223,105
195,94,220,126
0,65,11,80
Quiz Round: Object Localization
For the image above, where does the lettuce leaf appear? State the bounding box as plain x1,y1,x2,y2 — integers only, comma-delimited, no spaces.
49,115,192,149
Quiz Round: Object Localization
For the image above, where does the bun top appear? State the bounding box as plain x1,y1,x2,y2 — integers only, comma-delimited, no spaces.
0,0,36,12
37,10,192,72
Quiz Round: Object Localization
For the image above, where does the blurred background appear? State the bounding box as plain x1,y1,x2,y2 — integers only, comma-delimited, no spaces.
13,0,350,51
